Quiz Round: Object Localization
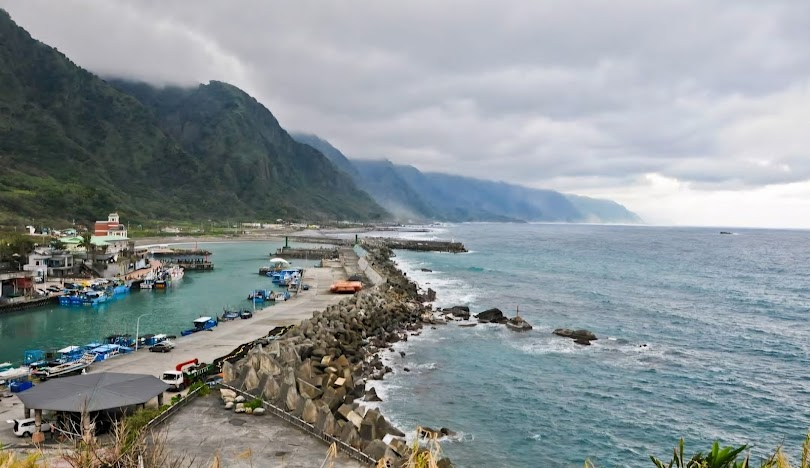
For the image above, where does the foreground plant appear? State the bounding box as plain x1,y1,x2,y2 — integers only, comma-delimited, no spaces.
648,434,810,468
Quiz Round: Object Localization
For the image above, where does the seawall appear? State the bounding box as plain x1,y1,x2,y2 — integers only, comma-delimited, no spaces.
223,243,454,466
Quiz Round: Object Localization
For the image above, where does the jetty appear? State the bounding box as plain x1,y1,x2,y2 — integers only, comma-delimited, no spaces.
274,246,340,260
284,234,468,253
148,248,214,271
361,236,468,253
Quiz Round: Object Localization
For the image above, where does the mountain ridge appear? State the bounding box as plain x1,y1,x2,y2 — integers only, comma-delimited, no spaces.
0,9,386,225
293,135,641,224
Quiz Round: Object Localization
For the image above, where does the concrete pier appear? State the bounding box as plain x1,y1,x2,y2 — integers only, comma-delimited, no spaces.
275,246,340,259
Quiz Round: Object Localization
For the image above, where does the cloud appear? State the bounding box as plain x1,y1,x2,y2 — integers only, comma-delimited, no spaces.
2,0,810,227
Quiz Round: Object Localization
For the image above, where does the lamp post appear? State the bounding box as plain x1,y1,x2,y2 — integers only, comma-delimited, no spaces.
134,313,152,351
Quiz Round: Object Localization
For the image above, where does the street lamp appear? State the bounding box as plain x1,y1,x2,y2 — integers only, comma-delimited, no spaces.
134,313,152,351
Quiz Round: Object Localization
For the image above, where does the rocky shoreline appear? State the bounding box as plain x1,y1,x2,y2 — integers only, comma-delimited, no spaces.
221,244,455,466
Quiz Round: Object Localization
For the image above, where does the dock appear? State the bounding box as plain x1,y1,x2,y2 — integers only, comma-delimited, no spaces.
0,296,59,315
274,246,340,260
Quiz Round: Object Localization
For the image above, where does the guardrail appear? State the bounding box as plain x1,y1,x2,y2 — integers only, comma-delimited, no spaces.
142,385,205,432
220,383,376,466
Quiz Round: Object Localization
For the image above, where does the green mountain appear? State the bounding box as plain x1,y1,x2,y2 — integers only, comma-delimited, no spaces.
0,9,385,225
290,133,359,178
109,80,386,222
293,134,642,223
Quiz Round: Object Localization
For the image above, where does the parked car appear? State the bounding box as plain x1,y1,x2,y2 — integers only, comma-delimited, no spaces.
9,418,51,437
149,342,173,353
240,310,253,319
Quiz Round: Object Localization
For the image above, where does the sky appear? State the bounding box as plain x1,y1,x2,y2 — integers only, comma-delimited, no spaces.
3,0,810,228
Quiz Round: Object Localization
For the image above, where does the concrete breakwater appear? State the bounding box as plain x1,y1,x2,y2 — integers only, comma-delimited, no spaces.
275,246,340,259
222,244,453,466
361,237,468,254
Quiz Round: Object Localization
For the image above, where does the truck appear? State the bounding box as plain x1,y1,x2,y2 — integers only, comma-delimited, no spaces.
160,358,214,391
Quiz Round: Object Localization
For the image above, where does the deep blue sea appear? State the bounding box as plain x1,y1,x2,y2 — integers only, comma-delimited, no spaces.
370,223,810,467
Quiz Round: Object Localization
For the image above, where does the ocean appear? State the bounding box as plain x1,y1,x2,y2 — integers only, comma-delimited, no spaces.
369,223,810,467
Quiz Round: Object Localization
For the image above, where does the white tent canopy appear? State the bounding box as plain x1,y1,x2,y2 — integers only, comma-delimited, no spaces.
57,346,81,354
269,257,290,264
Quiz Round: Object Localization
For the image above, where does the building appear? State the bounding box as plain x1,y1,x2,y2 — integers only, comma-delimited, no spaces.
23,249,75,280
94,212,127,238
0,271,34,303
59,236,131,256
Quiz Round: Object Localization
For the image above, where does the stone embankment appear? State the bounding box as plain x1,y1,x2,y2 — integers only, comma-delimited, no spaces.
275,246,340,259
361,237,468,254
222,244,454,467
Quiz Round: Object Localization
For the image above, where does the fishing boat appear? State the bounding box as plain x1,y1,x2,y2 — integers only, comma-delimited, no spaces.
141,272,156,289
0,362,12,372
180,317,218,336
87,344,131,361
58,289,109,305
0,366,31,385
247,289,273,302
220,309,240,321
110,279,131,295
31,353,96,380
271,291,291,302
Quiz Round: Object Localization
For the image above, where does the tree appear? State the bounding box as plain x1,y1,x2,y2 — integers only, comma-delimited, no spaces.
79,232,96,264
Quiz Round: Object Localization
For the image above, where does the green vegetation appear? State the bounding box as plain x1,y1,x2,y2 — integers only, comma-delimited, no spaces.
645,437,810,468
0,9,386,226
188,380,210,396
244,398,263,410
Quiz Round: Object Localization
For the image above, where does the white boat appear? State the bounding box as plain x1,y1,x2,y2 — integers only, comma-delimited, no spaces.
31,353,96,380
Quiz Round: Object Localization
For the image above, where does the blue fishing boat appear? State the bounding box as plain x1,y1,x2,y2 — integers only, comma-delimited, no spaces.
104,334,135,348
58,289,109,306
180,317,218,336
111,279,131,295
87,344,131,361
247,289,273,302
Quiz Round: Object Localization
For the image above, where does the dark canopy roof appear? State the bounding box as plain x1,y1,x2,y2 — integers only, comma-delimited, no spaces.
16,373,168,412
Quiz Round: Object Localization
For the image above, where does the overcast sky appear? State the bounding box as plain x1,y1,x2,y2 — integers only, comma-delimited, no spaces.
3,0,810,228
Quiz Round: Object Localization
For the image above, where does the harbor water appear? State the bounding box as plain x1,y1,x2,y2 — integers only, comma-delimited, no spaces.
372,223,810,467
0,241,317,364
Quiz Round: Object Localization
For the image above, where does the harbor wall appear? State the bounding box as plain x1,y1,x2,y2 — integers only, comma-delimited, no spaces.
357,256,385,286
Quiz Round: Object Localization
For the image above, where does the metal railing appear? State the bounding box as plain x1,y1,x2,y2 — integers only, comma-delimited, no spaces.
220,383,376,466
142,385,204,431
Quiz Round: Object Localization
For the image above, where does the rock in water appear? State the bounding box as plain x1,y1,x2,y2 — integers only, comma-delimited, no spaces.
553,328,598,344
364,387,383,402
475,308,506,323
506,316,533,332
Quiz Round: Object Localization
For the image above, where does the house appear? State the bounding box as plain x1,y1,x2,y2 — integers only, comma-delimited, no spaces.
94,212,128,238
0,271,35,302
23,249,76,280
59,235,130,256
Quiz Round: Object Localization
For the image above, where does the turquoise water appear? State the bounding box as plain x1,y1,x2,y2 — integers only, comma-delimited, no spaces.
373,224,810,467
0,241,319,364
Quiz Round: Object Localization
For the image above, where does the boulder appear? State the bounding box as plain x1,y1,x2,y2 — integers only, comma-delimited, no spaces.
243,367,260,391
340,424,364,450
316,405,339,436
440,427,457,437
302,399,319,424
475,308,506,323
297,378,323,400
263,376,281,401
437,458,455,468
346,410,364,429
364,440,389,461
575,338,592,346
224,401,234,410
235,395,246,403
253,407,265,415
505,316,533,332
553,328,598,343
222,361,236,383
220,388,236,400
337,404,354,421
364,387,383,402
285,386,301,412
418,427,441,439
235,403,245,412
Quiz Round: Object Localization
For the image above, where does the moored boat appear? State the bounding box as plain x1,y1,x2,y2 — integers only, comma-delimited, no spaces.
180,316,218,336
31,352,96,380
